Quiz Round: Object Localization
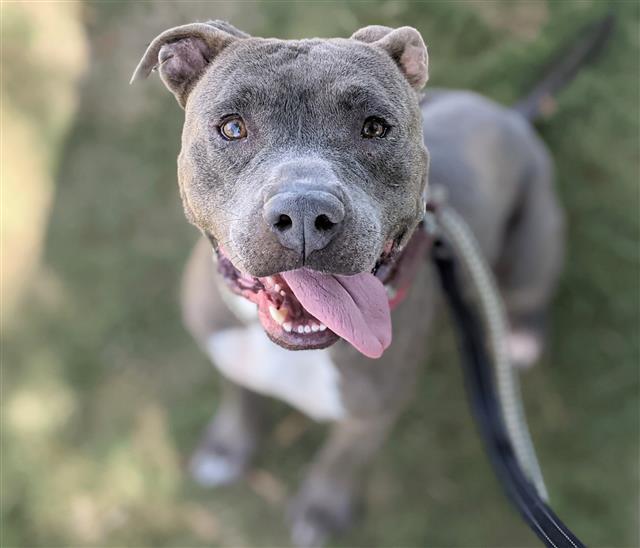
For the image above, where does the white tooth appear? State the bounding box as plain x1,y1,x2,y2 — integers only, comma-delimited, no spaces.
280,290,286,296
274,284,281,292
304,325,311,333
269,305,287,325
268,305,279,324
311,324,320,332
319,324,327,331
283,322,292,332
297,325,305,334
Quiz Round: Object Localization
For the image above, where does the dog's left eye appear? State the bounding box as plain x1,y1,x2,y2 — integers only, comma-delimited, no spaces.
219,116,247,140
361,117,389,139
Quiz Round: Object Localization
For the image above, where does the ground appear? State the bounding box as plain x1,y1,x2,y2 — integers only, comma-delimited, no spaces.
2,1,638,546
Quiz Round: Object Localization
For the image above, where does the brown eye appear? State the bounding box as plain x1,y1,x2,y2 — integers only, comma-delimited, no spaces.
219,116,247,140
361,117,389,139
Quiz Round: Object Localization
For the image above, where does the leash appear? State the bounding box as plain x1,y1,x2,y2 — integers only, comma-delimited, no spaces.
425,201,585,547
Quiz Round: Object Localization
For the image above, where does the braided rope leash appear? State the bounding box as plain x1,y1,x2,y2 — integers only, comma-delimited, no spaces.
425,195,585,546
430,205,548,500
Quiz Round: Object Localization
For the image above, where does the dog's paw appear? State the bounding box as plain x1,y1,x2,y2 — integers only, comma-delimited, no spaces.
189,448,245,487
508,329,542,369
288,484,355,547
290,512,331,548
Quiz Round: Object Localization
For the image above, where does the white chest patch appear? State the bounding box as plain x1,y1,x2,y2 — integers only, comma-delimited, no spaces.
206,323,346,422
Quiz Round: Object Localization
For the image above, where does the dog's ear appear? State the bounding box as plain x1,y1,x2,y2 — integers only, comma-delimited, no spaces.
351,25,428,90
130,21,248,108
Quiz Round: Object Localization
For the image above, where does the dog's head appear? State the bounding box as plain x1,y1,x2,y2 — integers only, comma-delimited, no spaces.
132,21,429,358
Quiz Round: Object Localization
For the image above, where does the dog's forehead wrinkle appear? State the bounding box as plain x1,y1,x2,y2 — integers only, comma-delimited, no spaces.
209,85,270,114
209,37,407,93
212,73,390,108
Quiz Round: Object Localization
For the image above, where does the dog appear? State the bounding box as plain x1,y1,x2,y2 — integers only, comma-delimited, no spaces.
132,20,566,545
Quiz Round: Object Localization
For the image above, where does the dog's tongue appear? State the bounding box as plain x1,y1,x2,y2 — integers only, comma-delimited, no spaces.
281,269,392,359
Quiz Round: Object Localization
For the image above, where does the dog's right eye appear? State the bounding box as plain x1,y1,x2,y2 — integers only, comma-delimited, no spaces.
361,116,389,139
219,116,247,140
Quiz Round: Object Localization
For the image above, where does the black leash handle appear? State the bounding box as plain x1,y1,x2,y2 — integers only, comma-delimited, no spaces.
433,242,585,548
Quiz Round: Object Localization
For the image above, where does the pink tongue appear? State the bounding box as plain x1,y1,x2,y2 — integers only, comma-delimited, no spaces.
281,268,392,359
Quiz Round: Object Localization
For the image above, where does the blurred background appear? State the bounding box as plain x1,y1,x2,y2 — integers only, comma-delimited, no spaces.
2,1,638,546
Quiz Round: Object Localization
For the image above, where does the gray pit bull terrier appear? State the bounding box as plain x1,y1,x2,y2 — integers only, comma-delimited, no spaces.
132,20,565,545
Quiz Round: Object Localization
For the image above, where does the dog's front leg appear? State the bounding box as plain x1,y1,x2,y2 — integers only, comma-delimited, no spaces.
189,377,265,487
289,414,396,547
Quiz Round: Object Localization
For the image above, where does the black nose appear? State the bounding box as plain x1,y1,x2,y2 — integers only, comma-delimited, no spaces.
263,190,345,257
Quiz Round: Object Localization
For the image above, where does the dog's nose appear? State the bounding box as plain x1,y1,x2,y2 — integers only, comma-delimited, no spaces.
263,190,345,257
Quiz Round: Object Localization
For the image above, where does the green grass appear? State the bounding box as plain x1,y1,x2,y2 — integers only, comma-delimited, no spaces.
3,1,638,546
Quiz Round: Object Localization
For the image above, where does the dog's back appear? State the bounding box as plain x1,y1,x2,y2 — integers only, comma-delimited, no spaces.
422,90,563,363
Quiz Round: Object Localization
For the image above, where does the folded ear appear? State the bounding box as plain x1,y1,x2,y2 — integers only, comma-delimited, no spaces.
130,21,247,107
351,25,428,90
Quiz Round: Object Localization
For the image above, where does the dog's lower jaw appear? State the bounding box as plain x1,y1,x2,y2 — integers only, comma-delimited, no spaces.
259,288,341,351
265,330,340,352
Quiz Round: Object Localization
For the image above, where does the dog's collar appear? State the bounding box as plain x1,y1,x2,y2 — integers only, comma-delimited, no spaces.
379,223,433,310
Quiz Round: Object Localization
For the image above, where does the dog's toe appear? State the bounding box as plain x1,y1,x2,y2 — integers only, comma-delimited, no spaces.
290,516,330,548
189,450,244,487
508,330,542,369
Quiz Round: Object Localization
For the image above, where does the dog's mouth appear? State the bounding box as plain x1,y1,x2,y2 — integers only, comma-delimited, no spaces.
215,242,403,358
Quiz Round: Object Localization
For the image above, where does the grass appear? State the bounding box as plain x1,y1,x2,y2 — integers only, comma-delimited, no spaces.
2,1,638,546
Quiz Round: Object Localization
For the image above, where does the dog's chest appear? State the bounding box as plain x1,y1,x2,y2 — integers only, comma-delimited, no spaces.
206,297,346,421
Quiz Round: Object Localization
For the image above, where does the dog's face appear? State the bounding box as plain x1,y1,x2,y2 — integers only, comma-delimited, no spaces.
133,21,429,357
